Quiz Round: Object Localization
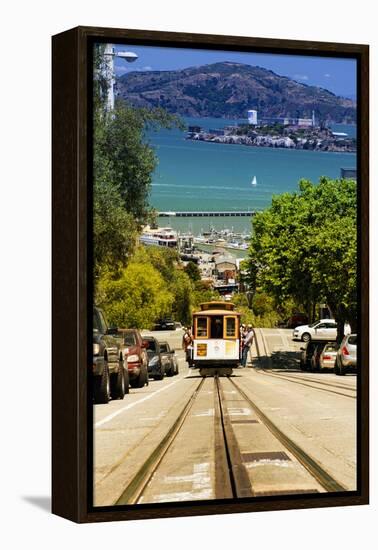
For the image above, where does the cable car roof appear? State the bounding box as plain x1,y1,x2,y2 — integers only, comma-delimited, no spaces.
198,301,236,311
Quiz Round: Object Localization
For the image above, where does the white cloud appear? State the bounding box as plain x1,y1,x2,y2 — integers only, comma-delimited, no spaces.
324,73,331,78
293,74,309,81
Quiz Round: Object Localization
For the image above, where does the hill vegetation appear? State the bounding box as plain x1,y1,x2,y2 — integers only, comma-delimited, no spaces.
117,61,356,123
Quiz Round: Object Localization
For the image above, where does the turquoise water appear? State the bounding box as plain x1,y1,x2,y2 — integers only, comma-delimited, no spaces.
146,117,356,233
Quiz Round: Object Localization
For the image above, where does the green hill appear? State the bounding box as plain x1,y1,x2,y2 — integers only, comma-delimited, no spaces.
116,61,356,123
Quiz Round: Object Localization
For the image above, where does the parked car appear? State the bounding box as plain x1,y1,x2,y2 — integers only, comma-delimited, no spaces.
300,340,332,371
309,341,339,371
143,336,165,380
319,342,339,370
335,334,357,375
154,318,176,331
159,341,179,376
293,319,337,342
309,341,329,371
92,307,129,404
286,312,309,329
118,329,149,388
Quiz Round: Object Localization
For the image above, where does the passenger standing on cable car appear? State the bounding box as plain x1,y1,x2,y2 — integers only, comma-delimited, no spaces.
241,324,254,367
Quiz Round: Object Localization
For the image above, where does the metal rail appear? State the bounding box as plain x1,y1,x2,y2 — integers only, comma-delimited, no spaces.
256,369,356,399
214,376,254,498
228,377,347,493
115,378,205,505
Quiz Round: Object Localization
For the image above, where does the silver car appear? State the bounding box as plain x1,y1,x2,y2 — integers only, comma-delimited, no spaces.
335,334,357,375
319,342,338,369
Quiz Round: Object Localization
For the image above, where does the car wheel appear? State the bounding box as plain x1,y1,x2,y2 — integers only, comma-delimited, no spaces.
166,366,174,377
124,367,130,393
94,363,110,404
302,332,311,343
334,357,343,375
137,366,148,387
111,363,126,400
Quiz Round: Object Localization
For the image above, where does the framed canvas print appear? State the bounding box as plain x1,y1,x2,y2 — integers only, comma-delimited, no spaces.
52,26,369,523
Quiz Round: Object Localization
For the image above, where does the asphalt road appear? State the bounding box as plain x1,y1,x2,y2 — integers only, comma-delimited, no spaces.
93,328,357,506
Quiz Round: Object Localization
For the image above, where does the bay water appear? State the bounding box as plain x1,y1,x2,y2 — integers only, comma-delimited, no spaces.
146,117,356,235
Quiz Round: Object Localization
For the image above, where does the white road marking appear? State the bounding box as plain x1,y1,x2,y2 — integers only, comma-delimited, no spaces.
95,379,181,428
144,463,213,502
194,409,214,417
245,459,295,469
144,489,213,503
227,407,252,416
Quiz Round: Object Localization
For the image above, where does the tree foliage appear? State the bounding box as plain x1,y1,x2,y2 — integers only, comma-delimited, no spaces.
247,177,357,329
92,45,184,283
97,260,174,329
184,261,201,282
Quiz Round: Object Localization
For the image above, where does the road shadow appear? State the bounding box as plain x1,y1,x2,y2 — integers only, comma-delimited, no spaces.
254,350,302,371
22,496,51,513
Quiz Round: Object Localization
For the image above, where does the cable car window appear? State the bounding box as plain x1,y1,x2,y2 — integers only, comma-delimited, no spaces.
225,317,236,337
196,317,208,337
211,317,223,338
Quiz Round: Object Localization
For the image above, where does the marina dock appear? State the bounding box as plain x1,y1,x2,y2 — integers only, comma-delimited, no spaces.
158,210,255,218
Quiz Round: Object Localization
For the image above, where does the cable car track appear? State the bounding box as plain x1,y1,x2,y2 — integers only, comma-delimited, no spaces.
114,369,346,505
255,369,356,399
228,377,347,493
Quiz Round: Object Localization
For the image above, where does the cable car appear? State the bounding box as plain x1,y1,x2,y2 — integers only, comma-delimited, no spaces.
190,301,242,377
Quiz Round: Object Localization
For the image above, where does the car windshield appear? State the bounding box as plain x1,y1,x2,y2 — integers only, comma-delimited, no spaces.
324,342,338,351
124,333,136,346
145,339,157,352
308,321,320,328
348,335,357,346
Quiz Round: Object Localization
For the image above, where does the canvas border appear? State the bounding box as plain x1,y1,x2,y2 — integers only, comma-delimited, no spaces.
52,26,369,523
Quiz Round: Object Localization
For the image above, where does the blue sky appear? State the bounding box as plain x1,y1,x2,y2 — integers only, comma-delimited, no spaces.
113,44,356,99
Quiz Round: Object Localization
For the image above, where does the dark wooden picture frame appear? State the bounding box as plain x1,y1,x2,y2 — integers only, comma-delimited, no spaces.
52,26,369,523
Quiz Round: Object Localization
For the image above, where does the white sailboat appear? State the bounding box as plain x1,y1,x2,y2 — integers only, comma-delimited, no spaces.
251,175,257,186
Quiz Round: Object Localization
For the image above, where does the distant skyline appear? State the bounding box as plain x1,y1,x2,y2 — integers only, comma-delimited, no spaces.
113,44,357,100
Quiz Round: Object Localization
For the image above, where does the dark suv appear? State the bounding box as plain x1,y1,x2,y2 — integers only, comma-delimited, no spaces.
159,341,179,376
154,318,175,331
92,307,129,404
144,336,165,380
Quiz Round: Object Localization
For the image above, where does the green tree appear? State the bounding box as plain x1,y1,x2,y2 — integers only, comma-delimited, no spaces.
97,261,174,329
93,108,139,278
247,177,357,332
184,261,201,282
100,102,183,223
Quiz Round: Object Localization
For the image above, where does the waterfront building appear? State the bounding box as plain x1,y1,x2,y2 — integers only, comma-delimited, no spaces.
340,168,357,179
248,109,258,125
214,255,238,283
188,125,202,133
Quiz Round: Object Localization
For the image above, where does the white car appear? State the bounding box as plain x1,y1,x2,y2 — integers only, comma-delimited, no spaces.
293,319,337,342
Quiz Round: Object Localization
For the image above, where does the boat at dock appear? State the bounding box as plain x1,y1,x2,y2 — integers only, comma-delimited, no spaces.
140,226,178,248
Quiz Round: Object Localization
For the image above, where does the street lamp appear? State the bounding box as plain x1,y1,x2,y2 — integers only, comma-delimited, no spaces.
103,44,138,111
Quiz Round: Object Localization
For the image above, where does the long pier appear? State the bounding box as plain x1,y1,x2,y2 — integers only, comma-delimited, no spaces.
158,210,255,218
